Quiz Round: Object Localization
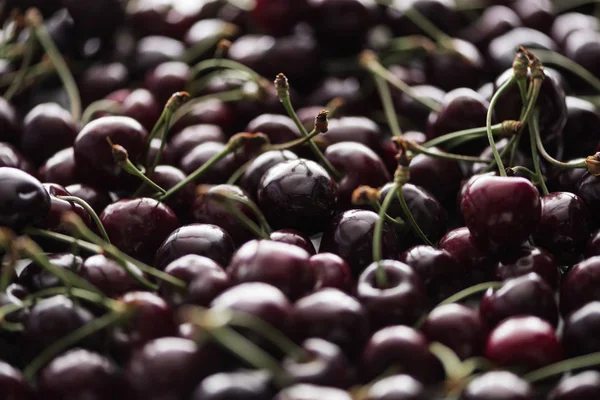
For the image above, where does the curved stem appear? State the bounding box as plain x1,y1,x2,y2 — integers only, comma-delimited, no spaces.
3,31,35,101
23,311,124,382
519,80,543,131
531,110,587,169
408,142,491,163
57,196,110,243
483,135,518,173
396,187,433,246
372,73,402,137
525,351,600,383
190,58,261,81
25,9,81,120
81,99,121,126
266,129,321,151
119,156,166,194
381,0,453,46
423,123,506,148
212,189,272,234
223,199,268,239
533,49,600,94
439,281,503,307
180,23,239,64
487,76,517,176
528,112,550,196
170,89,246,128
373,184,398,288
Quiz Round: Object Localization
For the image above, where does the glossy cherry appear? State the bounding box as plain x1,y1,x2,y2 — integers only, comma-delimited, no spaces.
245,114,302,145
144,61,191,104
563,301,600,358
120,89,162,132
166,124,225,165
494,245,560,290
190,369,273,400
239,150,298,199
179,141,241,184
18,253,83,292
39,148,79,187
564,30,600,84
409,148,463,205
274,384,352,400
512,0,555,33
78,254,145,298
79,62,129,106
65,184,111,214
310,253,353,293
42,183,92,234
425,39,485,91
576,172,600,225
171,99,234,134
562,97,600,160
459,5,522,51
365,374,428,400
0,142,35,175
560,256,600,316
549,371,600,400
154,223,234,270
460,371,534,400
384,0,461,38
0,167,50,231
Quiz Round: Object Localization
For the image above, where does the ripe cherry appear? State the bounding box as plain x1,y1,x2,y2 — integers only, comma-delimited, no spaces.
310,253,353,293
0,167,50,231
78,254,145,298
439,227,497,284
560,256,600,316
460,371,534,400
494,245,560,290
549,371,600,400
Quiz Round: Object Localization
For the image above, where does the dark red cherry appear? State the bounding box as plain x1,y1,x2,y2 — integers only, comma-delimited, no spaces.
561,256,600,316
274,384,352,400
310,253,353,293
321,117,383,154
211,282,291,335
270,229,316,255
144,61,191,104
439,227,497,284
480,273,558,328
63,0,124,39
290,288,370,356
73,116,148,190
132,36,186,76
282,338,349,388
23,295,95,354
425,39,485,91
586,229,600,258
0,359,31,399
460,371,534,400
139,165,194,219
250,0,307,36
191,370,273,400
258,159,338,234
100,198,179,264
121,89,161,132
533,192,591,265
39,148,79,187
0,97,21,144
306,76,367,117
360,325,442,384
166,124,225,164
79,254,145,298
79,62,129,106
65,184,111,214
154,224,235,270
320,209,399,277
422,304,486,360
548,163,587,194
563,301,600,357
512,0,555,33
183,18,240,59
227,240,313,301
20,103,79,166
179,141,240,184
576,172,600,225
384,0,461,38
39,349,127,400
245,114,302,145
399,245,467,303
357,260,428,329
160,255,229,307
191,184,257,246
461,175,541,253
42,183,92,233
409,148,462,205
171,99,234,135
564,30,600,83
549,371,600,400
393,85,446,131
18,253,83,292
365,374,428,400
239,150,298,199
459,5,522,51
324,142,390,208
0,142,35,175
0,167,50,230
484,316,562,370
562,97,600,160
494,245,560,290
551,12,600,48
126,337,220,400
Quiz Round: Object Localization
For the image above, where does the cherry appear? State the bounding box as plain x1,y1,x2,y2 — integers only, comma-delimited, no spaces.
393,85,446,131
191,184,257,246
321,117,383,154
250,0,307,36
533,192,591,265
563,301,600,358
380,183,448,245
18,253,83,292
360,325,443,384
459,5,522,51
63,0,125,39
144,61,191,104
211,282,291,336
132,36,186,76
576,172,600,225
73,116,148,190
384,0,461,38
548,165,587,194
258,159,338,234
564,30,600,83
461,175,541,254
65,184,111,214
512,0,555,34
494,245,560,290
324,142,390,208
138,165,193,219
270,229,316,255
562,97,600,160
0,143,35,175
320,209,399,277
120,89,162,132
425,39,485,91
365,374,428,400
460,371,534,400
0,167,51,231
306,76,367,117
356,260,428,329
79,62,129,106
191,370,274,400
480,273,558,328
166,124,226,164
23,295,96,354
586,229,600,258
227,240,313,301
39,148,79,188
309,253,353,293
154,223,235,270
409,148,463,205
561,256,600,316
549,371,600,400
274,384,352,400
0,97,21,145
484,315,563,370
290,288,370,357
282,338,349,388
245,114,302,145
239,150,298,199
78,254,145,298
422,303,486,360
179,141,240,184
101,197,179,264
551,12,600,48
38,348,128,400
42,183,92,234
126,337,221,400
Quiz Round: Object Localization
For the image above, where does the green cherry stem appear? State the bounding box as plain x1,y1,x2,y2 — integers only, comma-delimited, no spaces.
396,187,433,246
532,49,600,94
170,88,248,129
23,311,125,382
360,50,442,113
25,8,81,120
275,73,343,181
81,99,121,126
3,27,35,101
372,183,398,288
56,195,110,243
211,187,272,234
487,75,517,176
422,120,520,149
180,22,239,64
190,58,262,81
531,110,587,169
407,141,491,163
528,112,550,196
371,68,403,137
525,351,600,383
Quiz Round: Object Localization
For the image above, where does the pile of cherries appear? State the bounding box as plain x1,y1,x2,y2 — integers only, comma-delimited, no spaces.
3,0,600,399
